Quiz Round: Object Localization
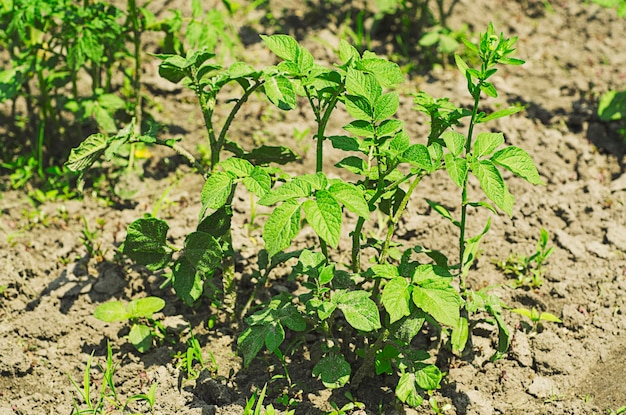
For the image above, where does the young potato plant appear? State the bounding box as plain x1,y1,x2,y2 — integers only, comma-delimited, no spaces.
93,296,166,353
68,23,543,410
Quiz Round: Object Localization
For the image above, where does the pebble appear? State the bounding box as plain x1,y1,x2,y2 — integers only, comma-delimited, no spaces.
527,375,560,399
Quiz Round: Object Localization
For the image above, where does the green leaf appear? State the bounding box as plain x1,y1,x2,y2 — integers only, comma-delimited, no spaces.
219,157,254,177
329,135,362,152
359,58,404,88
261,34,299,62
264,322,285,352
258,178,312,205
474,132,504,158
374,92,399,122
66,133,108,172
396,372,423,407
238,325,265,368
123,218,172,271
335,156,368,175
412,280,461,328
328,182,370,219
126,297,165,319
441,131,465,157
451,316,469,354
172,257,205,306
183,231,223,275
333,290,381,331
312,353,351,389
343,120,375,138
339,39,360,64
479,105,525,123
299,172,327,191
243,145,299,165
401,144,433,172
472,160,512,215
302,191,342,248
425,199,459,227
344,94,374,121
415,364,443,391
198,206,232,238
382,277,411,324
375,345,399,375
242,167,271,198
598,90,626,121
264,75,296,110
491,146,544,185
481,81,498,98
263,199,302,257
279,304,307,331
158,55,192,83
444,154,468,188
94,302,128,322
345,68,381,103
201,172,233,212
129,324,153,353
395,310,426,344
377,119,404,138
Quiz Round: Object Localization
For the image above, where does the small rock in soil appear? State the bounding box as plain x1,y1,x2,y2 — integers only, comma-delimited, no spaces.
465,390,494,415
510,330,533,368
553,229,587,259
561,304,587,331
527,375,560,399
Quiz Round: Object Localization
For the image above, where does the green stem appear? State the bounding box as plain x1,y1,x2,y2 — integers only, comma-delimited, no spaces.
352,328,390,387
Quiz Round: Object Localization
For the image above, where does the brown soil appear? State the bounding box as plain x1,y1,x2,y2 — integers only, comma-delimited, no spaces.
2,0,626,414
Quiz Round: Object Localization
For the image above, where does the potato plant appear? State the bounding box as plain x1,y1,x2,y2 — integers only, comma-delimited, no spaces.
67,23,542,409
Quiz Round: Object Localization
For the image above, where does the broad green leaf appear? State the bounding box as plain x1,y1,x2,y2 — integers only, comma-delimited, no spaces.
264,322,285,352
441,131,465,157
329,135,362,152
333,290,381,331
344,94,374,121
302,191,342,248
319,264,335,284
471,160,512,215
412,280,461,328
328,182,370,219
401,144,432,172
123,218,172,271
296,45,315,73
198,206,232,238
183,231,223,274
359,58,404,88
376,119,404,137
444,154,468,188
598,90,626,121
242,167,272,198
94,301,128,322
299,172,327,191
228,61,257,78
345,68,381,103
219,157,254,177
172,257,205,305
491,146,544,185
411,264,453,284
312,353,351,389
415,364,443,391
479,105,525,123
258,178,312,205
261,34,299,62
279,304,307,331
425,199,459,226
335,156,368,175
454,54,469,77
339,39,360,64
263,199,301,257
158,55,191,83
201,172,233,212
395,310,426,344
481,81,498,98
129,324,152,353
238,325,265,367
387,130,410,158
375,345,399,375
343,120,375,138
451,316,469,354
264,75,296,110
374,92,399,122
396,372,423,407
382,277,411,324
473,132,504,158
66,133,108,172
370,264,399,279
126,297,165,319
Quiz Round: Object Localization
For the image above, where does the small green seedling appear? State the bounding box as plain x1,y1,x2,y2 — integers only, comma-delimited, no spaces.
243,384,293,415
429,396,452,414
173,328,217,380
496,228,553,288
68,341,158,414
328,391,365,415
510,307,561,332
609,406,626,415
94,297,166,352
